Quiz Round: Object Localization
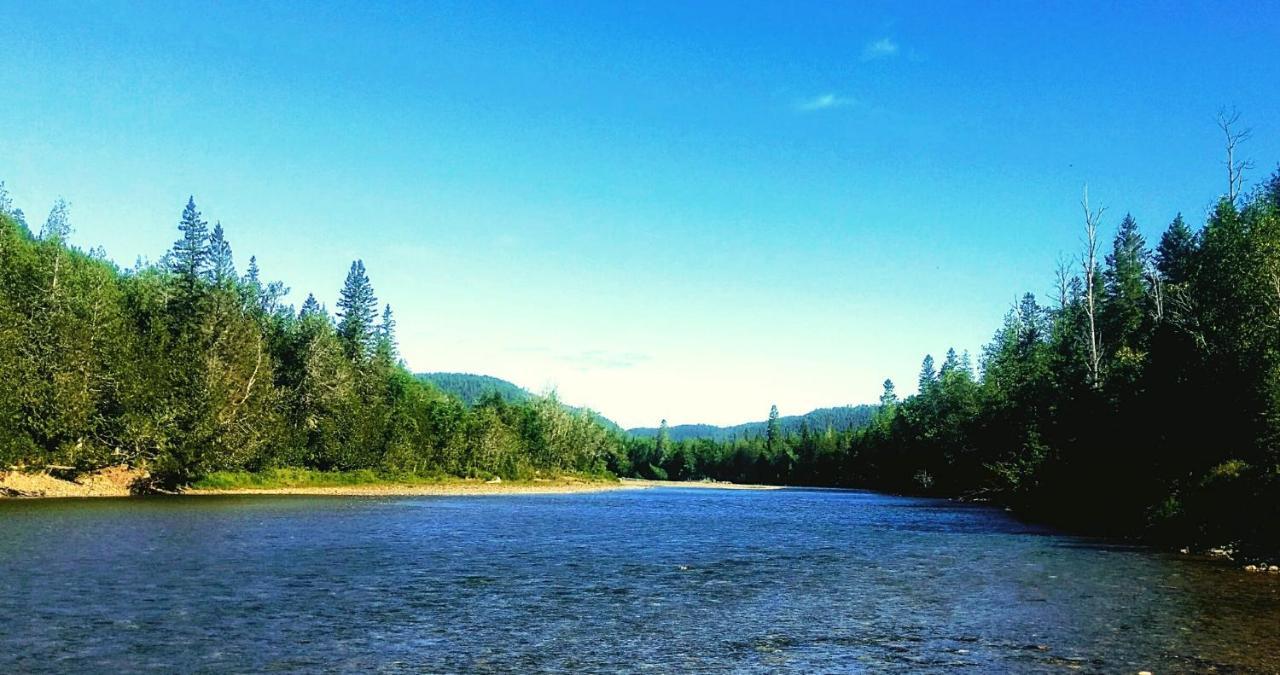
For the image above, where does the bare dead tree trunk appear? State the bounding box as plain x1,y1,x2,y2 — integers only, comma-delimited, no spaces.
1218,107,1254,204
1081,185,1104,388
1146,260,1165,323
1054,255,1071,311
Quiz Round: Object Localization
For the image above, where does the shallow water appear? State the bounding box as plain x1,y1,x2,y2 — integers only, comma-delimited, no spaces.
1,487,1277,672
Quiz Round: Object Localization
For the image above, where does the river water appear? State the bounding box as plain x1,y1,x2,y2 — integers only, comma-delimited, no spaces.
1,487,1277,672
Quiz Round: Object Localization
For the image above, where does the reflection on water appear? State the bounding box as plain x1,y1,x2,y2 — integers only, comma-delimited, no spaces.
1,488,1277,672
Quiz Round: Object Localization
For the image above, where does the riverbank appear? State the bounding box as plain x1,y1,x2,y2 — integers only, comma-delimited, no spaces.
188,476,629,497
0,466,781,499
190,475,783,496
0,466,143,498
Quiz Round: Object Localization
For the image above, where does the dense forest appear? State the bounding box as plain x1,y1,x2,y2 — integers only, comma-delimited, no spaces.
847,166,1280,551
0,188,627,487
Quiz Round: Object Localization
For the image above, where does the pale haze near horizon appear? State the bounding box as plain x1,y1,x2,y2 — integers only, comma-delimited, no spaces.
2,2,1278,427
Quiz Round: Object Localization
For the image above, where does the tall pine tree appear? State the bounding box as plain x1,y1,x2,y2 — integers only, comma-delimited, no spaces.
1102,213,1149,356
765,404,781,454
170,197,210,284
1155,214,1196,285
336,260,378,360
376,303,398,363
208,221,236,286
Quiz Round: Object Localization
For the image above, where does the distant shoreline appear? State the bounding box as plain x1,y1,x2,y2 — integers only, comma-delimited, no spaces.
0,468,781,499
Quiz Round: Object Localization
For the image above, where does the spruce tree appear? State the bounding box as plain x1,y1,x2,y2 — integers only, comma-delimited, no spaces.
336,260,378,360
940,348,959,377
1103,213,1149,352
918,355,937,393
300,293,324,319
1155,214,1196,285
208,221,236,285
376,303,398,362
655,419,670,464
765,404,781,454
170,197,210,284
879,379,898,407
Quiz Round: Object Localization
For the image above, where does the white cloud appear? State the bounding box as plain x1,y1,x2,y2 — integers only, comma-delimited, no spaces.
861,37,899,61
559,349,651,371
795,93,859,112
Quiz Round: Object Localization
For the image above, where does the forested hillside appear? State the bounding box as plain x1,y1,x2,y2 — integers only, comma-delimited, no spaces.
416,372,622,430
416,372,533,406
628,405,877,442
0,187,625,487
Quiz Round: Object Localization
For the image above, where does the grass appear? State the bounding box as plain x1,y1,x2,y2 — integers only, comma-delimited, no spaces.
190,467,617,490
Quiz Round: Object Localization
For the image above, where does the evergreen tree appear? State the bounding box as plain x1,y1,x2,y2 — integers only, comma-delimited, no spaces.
208,221,236,285
1102,213,1149,355
169,197,210,284
918,355,937,393
1155,214,1196,285
765,404,781,454
299,293,323,319
655,419,670,465
244,255,261,287
940,348,959,376
336,260,378,360
879,379,898,407
376,304,398,362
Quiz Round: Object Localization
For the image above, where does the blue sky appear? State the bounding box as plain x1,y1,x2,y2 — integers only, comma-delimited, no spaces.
2,1,1278,427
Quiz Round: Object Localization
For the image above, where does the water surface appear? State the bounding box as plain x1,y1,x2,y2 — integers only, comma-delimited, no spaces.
1,487,1277,672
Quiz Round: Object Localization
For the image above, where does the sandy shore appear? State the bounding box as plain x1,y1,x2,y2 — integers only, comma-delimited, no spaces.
0,466,141,498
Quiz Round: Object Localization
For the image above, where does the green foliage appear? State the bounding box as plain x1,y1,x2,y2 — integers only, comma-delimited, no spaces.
0,189,626,489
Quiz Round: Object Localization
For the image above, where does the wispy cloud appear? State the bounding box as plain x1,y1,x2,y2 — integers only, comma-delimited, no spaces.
559,350,651,371
506,344,651,371
795,93,859,112
861,37,899,61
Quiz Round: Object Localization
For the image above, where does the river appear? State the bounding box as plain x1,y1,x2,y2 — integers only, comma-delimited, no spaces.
1,487,1277,672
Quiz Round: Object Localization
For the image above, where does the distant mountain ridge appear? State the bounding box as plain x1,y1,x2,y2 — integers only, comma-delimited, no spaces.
627,405,879,442
415,372,621,431
417,372,877,441
416,372,533,406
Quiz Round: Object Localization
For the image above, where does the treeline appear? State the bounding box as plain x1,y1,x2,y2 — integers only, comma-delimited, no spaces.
628,404,876,443
0,187,625,486
616,406,865,486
